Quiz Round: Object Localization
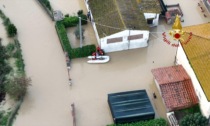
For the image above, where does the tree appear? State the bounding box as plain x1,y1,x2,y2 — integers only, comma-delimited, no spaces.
180,113,208,126
5,76,31,100
7,24,17,37
77,10,88,25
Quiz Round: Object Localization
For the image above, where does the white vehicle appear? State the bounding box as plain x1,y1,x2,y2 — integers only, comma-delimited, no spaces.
87,56,110,64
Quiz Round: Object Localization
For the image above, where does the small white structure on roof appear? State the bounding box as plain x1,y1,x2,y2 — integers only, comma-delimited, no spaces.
144,13,160,27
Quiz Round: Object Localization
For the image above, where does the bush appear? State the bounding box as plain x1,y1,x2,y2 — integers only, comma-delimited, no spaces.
79,14,88,25
7,24,17,37
12,40,25,75
65,14,69,17
0,10,6,20
77,10,84,16
5,76,31,100
15,58,25,74
62,16,79,28
0,111,11,126
181,104,201,114
42,0,52,11
62,15,87,28
6,43,15,57
3,18,10,26
13,49,22,59
107,118,168,126
180,113,208,126
0,42,11,94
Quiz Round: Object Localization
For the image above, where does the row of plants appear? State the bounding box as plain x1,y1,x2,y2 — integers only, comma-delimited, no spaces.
0,9,30,126
0,111,11,126
37,0,54,20
0,10,17,37
176,105,208,126
107,118,168,126
55,10,96,59
63,10,88,28
180,112,208,126
0,42,11,101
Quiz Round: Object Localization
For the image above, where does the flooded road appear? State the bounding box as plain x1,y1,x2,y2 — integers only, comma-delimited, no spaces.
0,0,72,125
0,0,209,126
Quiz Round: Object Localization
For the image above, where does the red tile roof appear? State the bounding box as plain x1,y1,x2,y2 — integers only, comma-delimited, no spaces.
151,65,198,111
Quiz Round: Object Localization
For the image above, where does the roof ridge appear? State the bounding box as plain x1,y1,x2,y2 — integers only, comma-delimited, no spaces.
114,0,126,29
184,32,210,40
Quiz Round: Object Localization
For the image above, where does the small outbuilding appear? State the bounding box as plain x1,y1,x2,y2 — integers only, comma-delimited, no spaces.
151,65,198,112
85,0,161,53
108,90,155,124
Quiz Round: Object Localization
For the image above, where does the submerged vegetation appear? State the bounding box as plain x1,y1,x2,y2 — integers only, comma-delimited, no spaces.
0,9,30,126
0,10,17,37
107,118,168,126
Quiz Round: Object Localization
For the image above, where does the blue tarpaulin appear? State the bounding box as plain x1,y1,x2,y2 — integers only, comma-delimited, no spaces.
108,90,155,124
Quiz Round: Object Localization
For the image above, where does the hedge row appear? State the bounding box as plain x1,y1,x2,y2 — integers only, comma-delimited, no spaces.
107,118,168,126
62,15,88,28
69,45,96,59
55,17,96,59
55,21,71,50
62,16,79,28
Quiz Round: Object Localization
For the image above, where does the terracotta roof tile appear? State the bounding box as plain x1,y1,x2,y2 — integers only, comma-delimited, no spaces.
152,65,198,111
151,65,190,84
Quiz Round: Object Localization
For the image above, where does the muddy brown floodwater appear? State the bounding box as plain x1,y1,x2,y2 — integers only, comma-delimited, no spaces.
0,0,209,126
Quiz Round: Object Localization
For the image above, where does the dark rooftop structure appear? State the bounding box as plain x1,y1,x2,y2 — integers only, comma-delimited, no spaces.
108,90,155,124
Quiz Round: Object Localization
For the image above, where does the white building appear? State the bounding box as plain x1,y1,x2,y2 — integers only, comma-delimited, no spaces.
176,23,210,118
84,0,161,53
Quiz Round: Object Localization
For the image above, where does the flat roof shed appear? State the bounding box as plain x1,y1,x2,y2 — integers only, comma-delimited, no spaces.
108,90,155,124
